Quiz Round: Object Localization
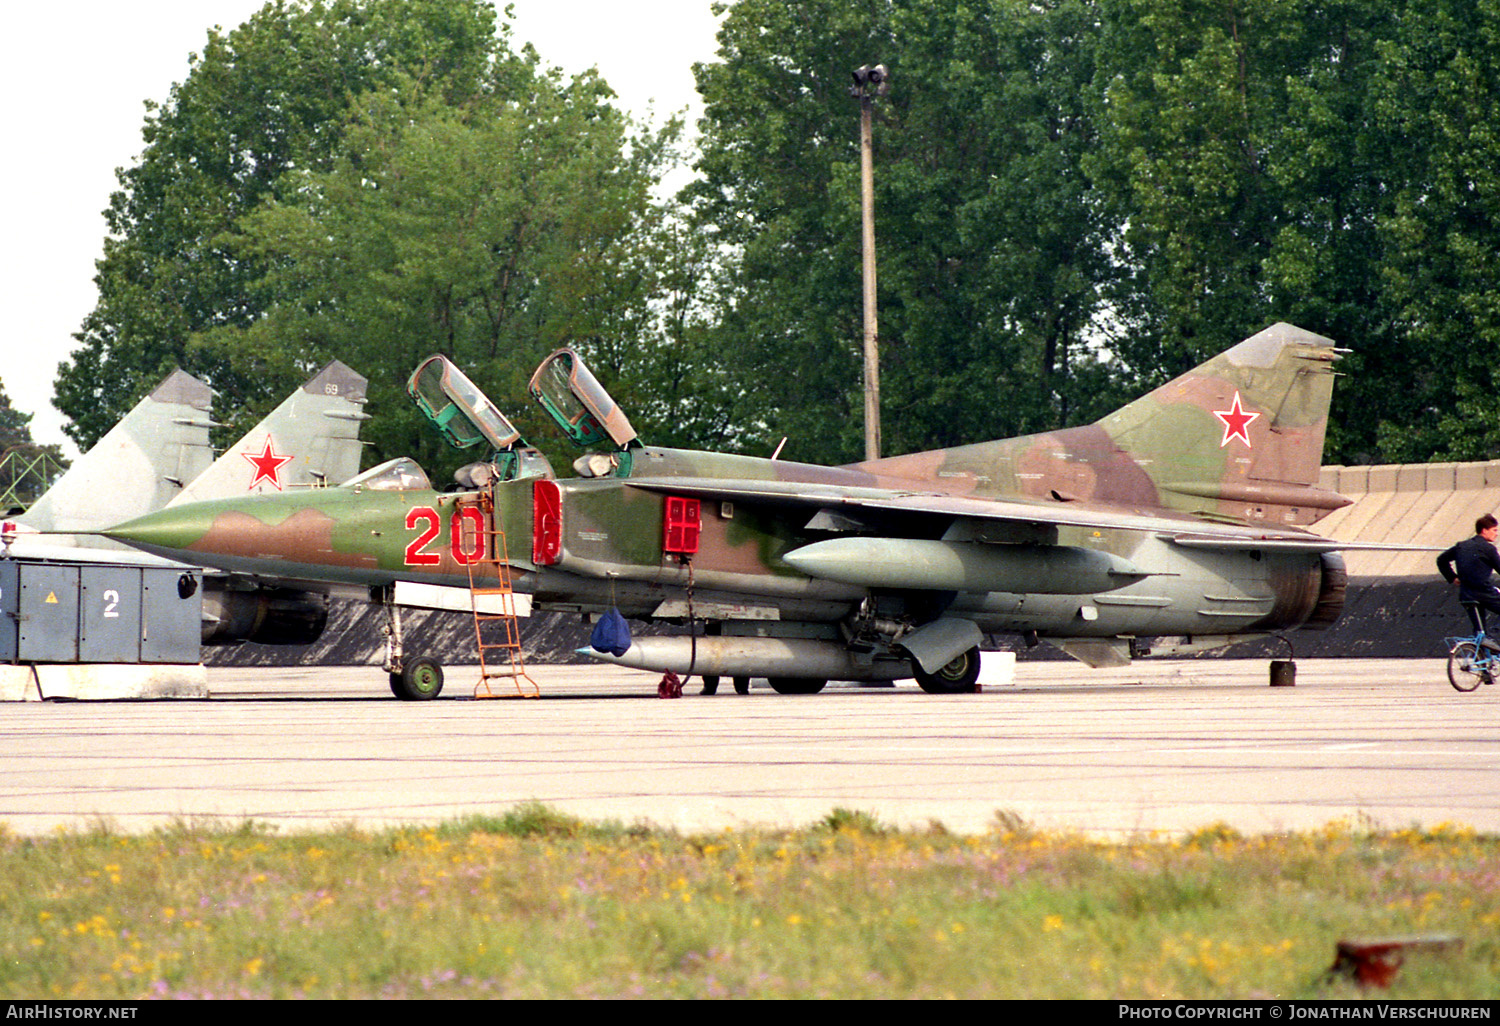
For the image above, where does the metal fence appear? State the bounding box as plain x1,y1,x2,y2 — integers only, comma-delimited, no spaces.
0,446,67,512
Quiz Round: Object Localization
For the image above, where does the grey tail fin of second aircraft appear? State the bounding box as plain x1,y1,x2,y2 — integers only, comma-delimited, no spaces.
168,361,369,505
15,369,215,534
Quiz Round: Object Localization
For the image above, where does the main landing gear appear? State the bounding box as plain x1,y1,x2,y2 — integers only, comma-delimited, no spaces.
911,646,982,694
767,677,828,695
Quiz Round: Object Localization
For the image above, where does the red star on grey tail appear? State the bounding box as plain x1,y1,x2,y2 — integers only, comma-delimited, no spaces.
1213,391,1260,448
241,437,294,490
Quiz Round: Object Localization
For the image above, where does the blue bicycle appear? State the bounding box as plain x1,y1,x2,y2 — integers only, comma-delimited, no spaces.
1447,604,1499,692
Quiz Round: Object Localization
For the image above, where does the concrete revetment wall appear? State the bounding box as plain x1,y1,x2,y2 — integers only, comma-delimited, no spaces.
1316,461,1500,577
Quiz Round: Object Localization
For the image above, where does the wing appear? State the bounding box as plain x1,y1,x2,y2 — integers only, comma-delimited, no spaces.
621,476,1433,554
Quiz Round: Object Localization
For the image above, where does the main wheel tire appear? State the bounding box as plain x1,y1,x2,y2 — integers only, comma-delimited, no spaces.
768,677,827,695
700,674,720,695
732,676,751,695
390,657,445,700
913,646,982,694
1448,641,1485,693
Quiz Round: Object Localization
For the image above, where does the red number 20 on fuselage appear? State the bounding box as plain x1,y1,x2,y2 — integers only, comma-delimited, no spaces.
404,506,486,566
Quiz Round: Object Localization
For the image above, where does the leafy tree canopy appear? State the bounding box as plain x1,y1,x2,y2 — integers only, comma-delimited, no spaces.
60,0,515,450
200,70,702,476
57,0,732,478
60,0,1500,470
692,0,1120,466
693,0,1500,464
0,382,35,453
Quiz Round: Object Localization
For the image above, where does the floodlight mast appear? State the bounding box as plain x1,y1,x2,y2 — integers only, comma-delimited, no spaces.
851,63,889,462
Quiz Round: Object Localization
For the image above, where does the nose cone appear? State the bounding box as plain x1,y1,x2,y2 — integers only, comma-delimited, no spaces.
103,505,217,560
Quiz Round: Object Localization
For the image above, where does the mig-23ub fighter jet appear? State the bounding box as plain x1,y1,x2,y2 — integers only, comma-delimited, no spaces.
102,323,1377,698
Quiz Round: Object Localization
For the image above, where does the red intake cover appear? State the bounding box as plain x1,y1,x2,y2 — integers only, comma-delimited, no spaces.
533,479,562,565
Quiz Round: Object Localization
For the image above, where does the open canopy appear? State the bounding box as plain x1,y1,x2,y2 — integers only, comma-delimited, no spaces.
527,348,638,449
408,355,525,454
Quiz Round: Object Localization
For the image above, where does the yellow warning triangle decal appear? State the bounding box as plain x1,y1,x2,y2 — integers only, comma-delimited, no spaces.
44,592,58,604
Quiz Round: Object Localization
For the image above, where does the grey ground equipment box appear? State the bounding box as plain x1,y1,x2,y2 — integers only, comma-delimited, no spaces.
0,560,202,664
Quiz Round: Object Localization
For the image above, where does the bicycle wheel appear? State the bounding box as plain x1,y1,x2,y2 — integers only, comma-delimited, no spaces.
1448,640,1486,692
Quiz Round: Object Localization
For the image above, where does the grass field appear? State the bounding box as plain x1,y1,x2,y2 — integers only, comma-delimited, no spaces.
1,806,1496,999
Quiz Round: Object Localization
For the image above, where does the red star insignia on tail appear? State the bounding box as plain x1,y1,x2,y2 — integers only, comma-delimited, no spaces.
1213,392,1260,448
241,437,294,490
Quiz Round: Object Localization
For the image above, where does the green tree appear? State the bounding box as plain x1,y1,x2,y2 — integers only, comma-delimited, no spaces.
1364,0,1500,461
1088,0,1413,461
691,0,1118,466
694,0,1500,467
197,70,691,477
1089,0,1500,464
55,0,510,451
0,383,33,452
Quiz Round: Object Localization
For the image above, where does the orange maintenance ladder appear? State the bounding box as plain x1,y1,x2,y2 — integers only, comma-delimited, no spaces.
457,487,539,698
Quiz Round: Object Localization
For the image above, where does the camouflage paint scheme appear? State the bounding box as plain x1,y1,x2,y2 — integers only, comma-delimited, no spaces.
105,324,1354,682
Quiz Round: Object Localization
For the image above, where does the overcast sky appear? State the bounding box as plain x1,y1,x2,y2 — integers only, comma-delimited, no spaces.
0,0,722,455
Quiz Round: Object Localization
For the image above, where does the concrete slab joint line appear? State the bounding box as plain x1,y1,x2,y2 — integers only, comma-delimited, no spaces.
0,664,41,701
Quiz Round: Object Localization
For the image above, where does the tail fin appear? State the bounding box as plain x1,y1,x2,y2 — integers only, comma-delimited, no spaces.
16,370,214,534
1098,322,1348,524
169,361,369,505
854,323,1349,526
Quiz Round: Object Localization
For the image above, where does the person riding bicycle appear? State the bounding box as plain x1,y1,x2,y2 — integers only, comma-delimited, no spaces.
1438,513,1500,652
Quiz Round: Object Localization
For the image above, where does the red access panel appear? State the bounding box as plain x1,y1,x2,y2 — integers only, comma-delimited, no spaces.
662,496,701,555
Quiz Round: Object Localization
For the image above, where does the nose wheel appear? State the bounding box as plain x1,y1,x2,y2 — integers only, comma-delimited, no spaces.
390,656,445,700
379,588,444,699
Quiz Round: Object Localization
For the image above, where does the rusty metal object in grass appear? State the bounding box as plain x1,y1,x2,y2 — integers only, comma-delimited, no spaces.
1328,934,1462,987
